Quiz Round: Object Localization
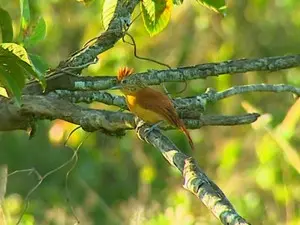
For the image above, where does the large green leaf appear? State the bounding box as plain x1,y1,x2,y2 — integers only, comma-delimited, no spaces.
1,43,46,87
0,47,26,103
0,8,13,42
102,0,118,30
0,44,45,103
141,0,173,36
195,0,227,15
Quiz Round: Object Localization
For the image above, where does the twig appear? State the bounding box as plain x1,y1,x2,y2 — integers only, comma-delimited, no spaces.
64,131,91,224
10,151,83,224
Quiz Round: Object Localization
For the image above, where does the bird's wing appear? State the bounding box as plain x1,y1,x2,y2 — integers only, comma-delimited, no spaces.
135,88,178,125
135,88,195,150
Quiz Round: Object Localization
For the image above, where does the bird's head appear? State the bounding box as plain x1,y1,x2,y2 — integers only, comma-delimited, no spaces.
115,67,145,94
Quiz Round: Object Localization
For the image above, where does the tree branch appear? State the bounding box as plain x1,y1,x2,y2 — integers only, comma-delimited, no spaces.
23,54,300,95
123,54,300,86
23,0,140,95
0,95,258,132
52,83,300,112
136,126,250,225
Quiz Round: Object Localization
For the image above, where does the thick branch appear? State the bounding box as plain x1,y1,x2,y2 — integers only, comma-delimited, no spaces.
0,95,258,132
136,126,250,225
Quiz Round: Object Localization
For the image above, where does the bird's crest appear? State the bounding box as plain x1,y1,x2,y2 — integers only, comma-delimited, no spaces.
117,67,134,81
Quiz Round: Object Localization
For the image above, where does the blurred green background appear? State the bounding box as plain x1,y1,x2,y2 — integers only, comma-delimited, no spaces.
0,0,300,224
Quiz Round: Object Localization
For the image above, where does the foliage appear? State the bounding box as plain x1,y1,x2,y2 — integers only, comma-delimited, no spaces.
0,0,300,225
0,0,47,103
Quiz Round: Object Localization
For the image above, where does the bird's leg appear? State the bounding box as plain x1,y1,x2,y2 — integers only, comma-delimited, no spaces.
144,121,164,137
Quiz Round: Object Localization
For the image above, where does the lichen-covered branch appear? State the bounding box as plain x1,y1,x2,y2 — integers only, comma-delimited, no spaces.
211,83,300,101
117,54,300,86
0,95,258,132
136,126,250,225
52,83,300,112
54,0,139,71
24,54,300,95
24,0,140,95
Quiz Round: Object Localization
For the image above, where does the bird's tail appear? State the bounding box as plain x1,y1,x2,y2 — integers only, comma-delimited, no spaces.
179,123,195,151
172,116,194,150
165,108,195,151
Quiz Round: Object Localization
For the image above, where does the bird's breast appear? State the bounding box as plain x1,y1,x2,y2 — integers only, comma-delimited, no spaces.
125,94,164,124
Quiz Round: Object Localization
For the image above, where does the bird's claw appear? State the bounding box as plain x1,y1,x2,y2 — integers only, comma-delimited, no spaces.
144,121,164,137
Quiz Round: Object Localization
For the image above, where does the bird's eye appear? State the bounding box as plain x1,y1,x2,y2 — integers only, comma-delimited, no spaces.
121,79,128,85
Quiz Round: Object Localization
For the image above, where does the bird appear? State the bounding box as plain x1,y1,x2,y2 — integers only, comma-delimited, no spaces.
116,67,194,150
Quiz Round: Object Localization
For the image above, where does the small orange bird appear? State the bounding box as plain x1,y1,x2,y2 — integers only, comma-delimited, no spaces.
117,67,194,150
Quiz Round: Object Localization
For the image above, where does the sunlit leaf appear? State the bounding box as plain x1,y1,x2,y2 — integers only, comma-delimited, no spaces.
0,7,13,42
195,0,227,15
0,87,8,97
141,0,173,36
1,43,31,64
102,0,118,30
24,17,46,47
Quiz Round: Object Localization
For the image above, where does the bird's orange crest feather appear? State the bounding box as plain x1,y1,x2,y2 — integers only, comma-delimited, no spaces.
117,67,134,81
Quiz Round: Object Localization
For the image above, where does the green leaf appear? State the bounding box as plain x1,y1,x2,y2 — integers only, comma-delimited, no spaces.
28,53,48,77
141,0,173,36
0,8,13,42
24,17,46,47
102,0,118,30
0,43,31,64
0,47,27,103
195,0,227,15
0,44,46,102
20,0,31,31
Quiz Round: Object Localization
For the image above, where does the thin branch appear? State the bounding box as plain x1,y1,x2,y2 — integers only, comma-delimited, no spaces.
52,83,300,112
116,54,300,86
23,0,140,95
23,54,300,95
211,84,300,102
136,126,250,225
